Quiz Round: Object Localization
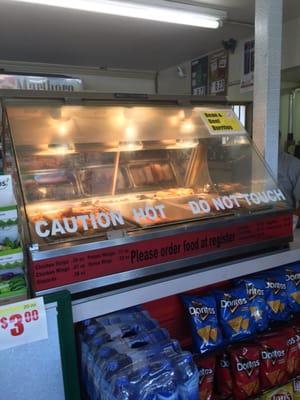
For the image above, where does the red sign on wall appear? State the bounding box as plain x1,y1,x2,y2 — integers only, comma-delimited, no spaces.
30,214,292,292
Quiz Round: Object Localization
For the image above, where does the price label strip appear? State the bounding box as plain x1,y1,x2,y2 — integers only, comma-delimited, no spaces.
0,297,48,351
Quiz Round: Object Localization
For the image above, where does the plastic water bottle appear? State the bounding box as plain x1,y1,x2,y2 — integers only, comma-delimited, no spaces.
120,328,170,349
91,335,177,399
93,338,181,381
98,350,176,399
95,309,150,327
80,324,102,386
110,376,131,400
86,321,161,395
107,364,150,400
82,306,145,328
138,339,182,359
138,357,178,400
156,379,178,400
84,321,169,385
91,337,180,386
172,352,199,400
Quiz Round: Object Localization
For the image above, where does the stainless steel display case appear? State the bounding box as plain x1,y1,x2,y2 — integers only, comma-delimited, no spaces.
1,93,293,295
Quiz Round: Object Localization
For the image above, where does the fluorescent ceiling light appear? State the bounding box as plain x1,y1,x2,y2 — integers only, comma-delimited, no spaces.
9,0,226,29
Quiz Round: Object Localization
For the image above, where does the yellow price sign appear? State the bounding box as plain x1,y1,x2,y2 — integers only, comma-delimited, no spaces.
201,110,246,135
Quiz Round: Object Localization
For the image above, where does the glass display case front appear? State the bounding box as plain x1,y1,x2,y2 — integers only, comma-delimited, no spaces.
2,98,292,294
6,102,289,247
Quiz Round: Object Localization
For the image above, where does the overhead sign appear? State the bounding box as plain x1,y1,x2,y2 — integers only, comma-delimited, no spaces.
200,110,246,134
0,297,48,350
0,74,82,92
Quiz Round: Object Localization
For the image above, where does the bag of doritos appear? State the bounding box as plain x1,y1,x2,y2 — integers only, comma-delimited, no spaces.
258,271,290,321
216,287,255,342
283,263,300,312
282,326,299,378
229,343,261,400
292,318,300,375
182,294,223,354
235,277,268,332
194,355,215,400
215,352,233,400
258,332,288,391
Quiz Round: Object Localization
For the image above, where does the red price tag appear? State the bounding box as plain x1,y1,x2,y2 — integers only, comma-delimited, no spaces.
0,298,48,350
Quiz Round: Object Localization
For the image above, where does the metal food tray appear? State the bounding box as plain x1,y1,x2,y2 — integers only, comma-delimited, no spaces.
127,160,178,190
22,169,81,203
78,164,131,197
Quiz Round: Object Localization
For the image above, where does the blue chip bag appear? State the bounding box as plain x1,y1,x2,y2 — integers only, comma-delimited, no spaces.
235,277,269,332
258,270,290,321
282,263,300,312
215,286,255,342
182,294,223,354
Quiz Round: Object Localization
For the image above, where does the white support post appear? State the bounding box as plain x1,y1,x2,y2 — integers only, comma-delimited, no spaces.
253,0,283,178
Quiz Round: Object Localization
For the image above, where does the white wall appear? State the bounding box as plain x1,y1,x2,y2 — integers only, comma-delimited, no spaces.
157,61,191,95
157,38,253,102
280,82,300,145
282,17,300,70
81,73,155,93
157,16,300,102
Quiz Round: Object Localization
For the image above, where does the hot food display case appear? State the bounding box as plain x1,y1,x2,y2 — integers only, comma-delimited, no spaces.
1,95,293,295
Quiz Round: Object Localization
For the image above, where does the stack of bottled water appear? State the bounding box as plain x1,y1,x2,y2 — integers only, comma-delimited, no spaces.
78,306,199,400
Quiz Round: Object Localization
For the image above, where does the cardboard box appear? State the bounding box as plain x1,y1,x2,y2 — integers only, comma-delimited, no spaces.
0,175,16,207
0,248,23,269
0,205,18,224
0,270,27,305
0,224,19,243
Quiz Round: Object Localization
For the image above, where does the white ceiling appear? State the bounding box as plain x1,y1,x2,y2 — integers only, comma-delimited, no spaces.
0,0,299,72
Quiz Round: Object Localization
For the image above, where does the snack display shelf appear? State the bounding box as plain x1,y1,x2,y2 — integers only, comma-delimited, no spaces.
72,230,300,322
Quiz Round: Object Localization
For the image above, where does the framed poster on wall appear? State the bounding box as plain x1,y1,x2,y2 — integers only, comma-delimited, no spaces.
240,38,255,92
208,49,228,96
191,56,209,95
191,49,228,96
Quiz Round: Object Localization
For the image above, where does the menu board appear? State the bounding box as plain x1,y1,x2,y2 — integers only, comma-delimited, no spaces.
191,56,209,96
208,50,228,96
192,50,228,96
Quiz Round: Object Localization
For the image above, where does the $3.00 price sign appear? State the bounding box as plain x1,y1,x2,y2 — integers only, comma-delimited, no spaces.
0,297,48,350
